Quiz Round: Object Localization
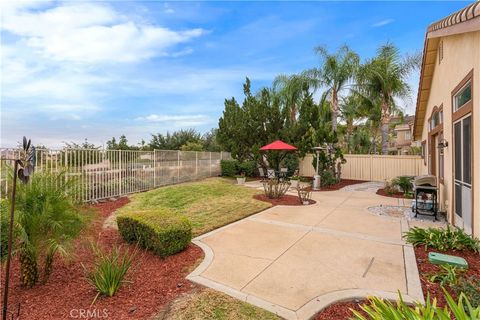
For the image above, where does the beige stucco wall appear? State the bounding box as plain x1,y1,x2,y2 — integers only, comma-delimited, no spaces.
419,31,480,237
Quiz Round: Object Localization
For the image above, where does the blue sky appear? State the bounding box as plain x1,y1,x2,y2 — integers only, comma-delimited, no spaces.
0,1,470,148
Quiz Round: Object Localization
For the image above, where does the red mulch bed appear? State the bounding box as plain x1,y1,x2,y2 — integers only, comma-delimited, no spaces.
414,246,480,307
308,179,366,192
253,194,316,206
314,300,366,319
376,188,407,198
1,197,203,320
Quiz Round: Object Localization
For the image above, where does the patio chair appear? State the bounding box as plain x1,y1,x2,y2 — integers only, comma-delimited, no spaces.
267,169,276,179
258,167,267,180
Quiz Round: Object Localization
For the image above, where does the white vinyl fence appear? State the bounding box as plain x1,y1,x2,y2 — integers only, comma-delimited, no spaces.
0,148,231,202
299,154,424,181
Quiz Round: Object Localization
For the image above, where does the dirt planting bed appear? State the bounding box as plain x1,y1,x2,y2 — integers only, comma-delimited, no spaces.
253,194,316,206
376,188,408,198
306,179,366,191
313,300,366,319
1,197,204,320
414,246,480,307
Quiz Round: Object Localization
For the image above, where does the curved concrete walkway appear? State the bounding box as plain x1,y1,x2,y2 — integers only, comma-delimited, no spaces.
187,189,428,320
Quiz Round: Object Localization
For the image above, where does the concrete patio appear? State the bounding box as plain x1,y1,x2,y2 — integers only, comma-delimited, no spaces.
187,187,437,320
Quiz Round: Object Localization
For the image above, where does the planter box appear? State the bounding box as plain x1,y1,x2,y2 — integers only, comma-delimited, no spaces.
290,180,299,188
236,177,246,185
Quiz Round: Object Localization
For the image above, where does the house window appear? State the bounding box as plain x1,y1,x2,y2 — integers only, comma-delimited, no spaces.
454,81,472,111
430,110,442,129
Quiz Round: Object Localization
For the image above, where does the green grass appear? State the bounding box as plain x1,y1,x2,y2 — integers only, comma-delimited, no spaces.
163,289,281,320
118,178,271,236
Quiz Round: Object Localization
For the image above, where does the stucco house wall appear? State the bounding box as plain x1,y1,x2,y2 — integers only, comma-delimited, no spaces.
418,30,480,237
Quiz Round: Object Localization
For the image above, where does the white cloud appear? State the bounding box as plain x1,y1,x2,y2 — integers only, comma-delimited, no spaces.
372,19,394,28
2,2,205,63
136,114,211,127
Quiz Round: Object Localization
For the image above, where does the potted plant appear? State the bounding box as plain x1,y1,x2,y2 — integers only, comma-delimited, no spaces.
236,172,246,185
290,176,300,188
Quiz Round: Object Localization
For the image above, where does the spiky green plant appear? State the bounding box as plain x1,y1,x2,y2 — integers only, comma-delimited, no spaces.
403,226,480,252
13,171,84,286
352,289,480,320
429,265,465,286
84,244,136,304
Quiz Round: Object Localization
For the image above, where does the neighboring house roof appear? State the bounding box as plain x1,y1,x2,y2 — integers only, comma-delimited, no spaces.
394,124,411,131
413,1,480,140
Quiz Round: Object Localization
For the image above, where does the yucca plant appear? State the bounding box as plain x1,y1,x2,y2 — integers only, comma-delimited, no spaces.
404,226,480,252
352,289,480,320
84,244,136,304
13,171,84,286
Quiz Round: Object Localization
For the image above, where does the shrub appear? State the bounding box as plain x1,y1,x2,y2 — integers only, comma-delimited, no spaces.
429,265,465,286
392,176,414,196
239,161,257,177
84,244,136,304
320,170,336,187
452,276,480,309
281,154,299,176
352,289,480,320
384,180,397,196
117,210,192,257
220,160,239,177
14,171,84,287
404,226,480,252
262,178,290,199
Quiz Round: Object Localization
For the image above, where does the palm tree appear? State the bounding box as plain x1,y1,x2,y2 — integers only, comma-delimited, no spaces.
304,45,359,131
357,43,418,154
273,74,312,123
339,94,362,153
14,171,84,287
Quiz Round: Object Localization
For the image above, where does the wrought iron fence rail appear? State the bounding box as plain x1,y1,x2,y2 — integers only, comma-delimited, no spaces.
0,148,231,202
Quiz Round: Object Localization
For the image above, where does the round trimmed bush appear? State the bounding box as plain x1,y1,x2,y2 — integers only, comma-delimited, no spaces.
117,209,192,257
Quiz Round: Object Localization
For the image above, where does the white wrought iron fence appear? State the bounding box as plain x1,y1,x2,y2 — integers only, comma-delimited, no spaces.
0,148,231,202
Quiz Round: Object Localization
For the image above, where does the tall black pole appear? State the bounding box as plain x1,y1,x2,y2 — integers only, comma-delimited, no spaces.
2,160,19,320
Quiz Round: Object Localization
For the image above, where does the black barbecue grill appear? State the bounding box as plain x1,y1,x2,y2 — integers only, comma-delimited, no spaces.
412,175,438,220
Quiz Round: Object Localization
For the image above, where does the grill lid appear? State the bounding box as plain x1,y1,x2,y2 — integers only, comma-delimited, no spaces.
414,175,437,187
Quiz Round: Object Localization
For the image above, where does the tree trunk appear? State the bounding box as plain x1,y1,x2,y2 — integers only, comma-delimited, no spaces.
380,101,390,155
19,247,38,288
346,121,353,153
331,89,338,131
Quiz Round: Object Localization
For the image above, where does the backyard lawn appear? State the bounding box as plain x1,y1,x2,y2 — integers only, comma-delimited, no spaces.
118,178,271,236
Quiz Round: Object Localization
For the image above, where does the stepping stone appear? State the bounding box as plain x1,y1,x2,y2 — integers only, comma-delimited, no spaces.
428,252,468,268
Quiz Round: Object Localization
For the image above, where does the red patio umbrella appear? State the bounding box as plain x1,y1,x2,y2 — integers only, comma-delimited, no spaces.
260,140,297,151
260,140,297,172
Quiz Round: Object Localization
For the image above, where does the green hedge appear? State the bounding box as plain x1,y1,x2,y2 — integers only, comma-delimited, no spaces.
221,159,258,177
239,161,257,177
220,159,239,177
117,209,192,257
